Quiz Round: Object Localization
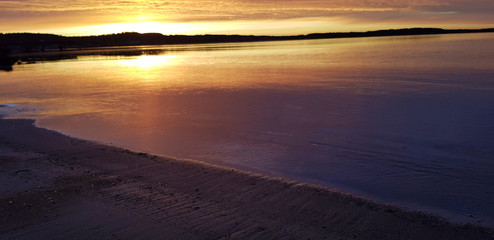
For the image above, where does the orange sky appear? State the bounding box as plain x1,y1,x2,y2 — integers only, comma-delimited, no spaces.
1,0,493,36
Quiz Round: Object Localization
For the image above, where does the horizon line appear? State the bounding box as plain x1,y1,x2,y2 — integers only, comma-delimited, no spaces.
3,27,494,38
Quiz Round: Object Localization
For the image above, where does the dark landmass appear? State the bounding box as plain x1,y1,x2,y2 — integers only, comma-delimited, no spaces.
1,27,493,53
0,118,493,239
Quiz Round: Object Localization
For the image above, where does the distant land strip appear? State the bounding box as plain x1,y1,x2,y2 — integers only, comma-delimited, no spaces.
1,27,494,54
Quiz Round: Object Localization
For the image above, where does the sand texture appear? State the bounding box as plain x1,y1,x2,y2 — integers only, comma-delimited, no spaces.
0,119,492,240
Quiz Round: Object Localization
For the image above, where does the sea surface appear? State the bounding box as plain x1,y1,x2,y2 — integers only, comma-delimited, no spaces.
1,33,494,225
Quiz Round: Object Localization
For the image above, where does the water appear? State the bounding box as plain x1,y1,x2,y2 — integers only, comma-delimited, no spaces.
1,33,494,225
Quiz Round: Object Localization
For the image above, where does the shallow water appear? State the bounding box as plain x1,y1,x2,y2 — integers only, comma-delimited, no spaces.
1,33,494,225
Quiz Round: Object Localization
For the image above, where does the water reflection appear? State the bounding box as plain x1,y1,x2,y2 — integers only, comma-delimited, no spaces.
3,42,268,72
117,55,178,69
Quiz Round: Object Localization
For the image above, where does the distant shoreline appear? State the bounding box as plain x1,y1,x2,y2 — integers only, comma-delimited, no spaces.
2,27,494,55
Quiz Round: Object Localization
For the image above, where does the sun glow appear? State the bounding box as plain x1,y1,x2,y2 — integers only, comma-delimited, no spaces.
82,21,194,35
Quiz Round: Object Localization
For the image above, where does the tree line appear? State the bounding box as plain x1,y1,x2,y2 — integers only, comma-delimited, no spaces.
2,28,493,53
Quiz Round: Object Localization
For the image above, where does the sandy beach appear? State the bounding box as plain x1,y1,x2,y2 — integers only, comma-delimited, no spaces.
0,119,492,240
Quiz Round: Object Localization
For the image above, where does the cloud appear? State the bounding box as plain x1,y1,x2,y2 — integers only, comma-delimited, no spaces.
0,0,492,34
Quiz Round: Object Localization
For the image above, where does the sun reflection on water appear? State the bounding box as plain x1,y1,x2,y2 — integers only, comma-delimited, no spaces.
117,55,179,69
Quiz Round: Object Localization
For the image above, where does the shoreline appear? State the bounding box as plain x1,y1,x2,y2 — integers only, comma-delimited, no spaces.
2,28,494,62
1,118,493,239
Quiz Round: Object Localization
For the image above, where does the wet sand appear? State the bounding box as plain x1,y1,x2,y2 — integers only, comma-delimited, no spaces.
0,119,492,240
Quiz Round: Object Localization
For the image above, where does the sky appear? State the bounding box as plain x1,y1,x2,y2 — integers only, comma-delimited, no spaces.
1,0,493,36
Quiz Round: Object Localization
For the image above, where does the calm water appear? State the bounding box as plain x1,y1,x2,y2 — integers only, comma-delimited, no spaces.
1,33,494,225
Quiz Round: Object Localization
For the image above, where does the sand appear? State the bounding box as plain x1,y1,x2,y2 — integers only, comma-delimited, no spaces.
0,119,492,240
